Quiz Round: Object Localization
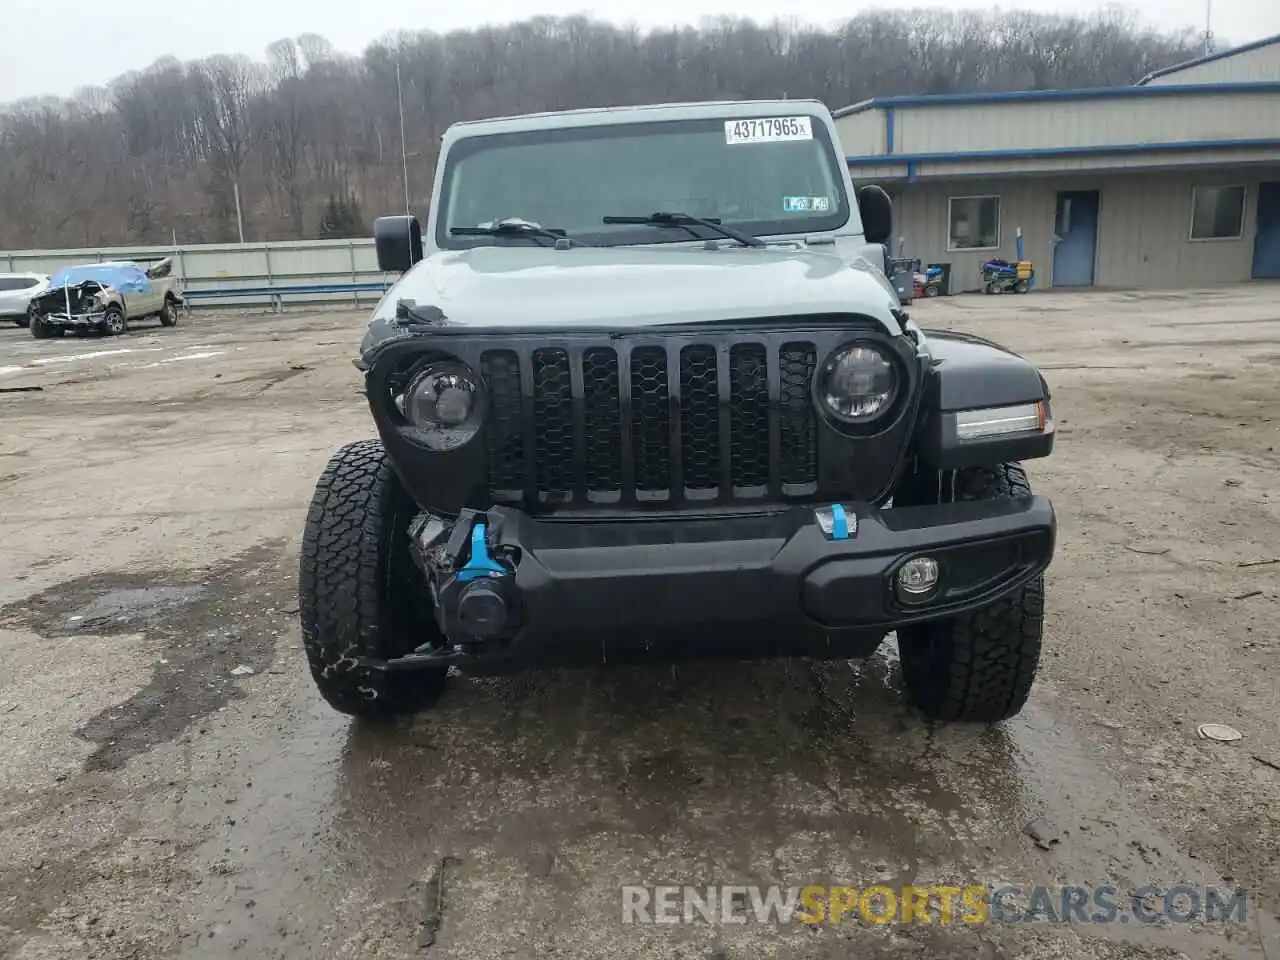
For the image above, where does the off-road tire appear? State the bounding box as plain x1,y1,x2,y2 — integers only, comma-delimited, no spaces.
896,463,1045,723
158,296,179,327
29,314,52,338
298,438,448,718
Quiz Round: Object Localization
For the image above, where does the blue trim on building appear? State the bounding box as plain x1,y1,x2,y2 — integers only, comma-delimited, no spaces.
906,160,918,182
834,80,1280,115
1138,32,1280,84
884,107,895,155
846,137,1280,166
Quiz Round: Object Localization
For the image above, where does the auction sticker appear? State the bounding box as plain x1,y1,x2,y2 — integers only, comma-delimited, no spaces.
725,116,813,145
783,196,831,213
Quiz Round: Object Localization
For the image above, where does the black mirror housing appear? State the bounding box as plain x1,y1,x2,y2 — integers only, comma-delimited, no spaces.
374,215,424,273
856,185,893,246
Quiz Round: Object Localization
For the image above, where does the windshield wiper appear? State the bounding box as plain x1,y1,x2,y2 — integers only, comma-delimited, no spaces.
601,211,765,247
450,217,590,247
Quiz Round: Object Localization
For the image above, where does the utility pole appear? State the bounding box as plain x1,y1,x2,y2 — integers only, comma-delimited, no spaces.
396,62,411,216
233,181,246,244
1203,0,1214,57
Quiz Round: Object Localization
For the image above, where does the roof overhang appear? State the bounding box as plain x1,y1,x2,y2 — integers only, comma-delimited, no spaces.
1137,32,1280,84
833,80,1280,116
834,81,1280,179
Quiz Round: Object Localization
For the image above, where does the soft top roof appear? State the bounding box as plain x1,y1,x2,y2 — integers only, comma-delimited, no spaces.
48,263,151,293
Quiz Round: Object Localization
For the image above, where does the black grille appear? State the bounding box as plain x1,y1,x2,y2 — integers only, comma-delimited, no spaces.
480,339,820,506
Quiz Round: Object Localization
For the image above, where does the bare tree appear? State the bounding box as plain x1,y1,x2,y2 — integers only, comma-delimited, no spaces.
0,9,1205,249
191,54,267,240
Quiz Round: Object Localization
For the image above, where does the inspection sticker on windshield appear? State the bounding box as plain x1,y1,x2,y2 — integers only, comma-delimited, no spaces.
725,116,813,145
783,196,830,213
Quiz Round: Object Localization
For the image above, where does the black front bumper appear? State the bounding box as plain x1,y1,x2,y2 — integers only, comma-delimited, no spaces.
386,495,1055,673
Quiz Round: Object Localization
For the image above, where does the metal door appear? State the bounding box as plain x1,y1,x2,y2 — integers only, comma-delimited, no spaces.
1252,182,1280,280
1052,191,1100,287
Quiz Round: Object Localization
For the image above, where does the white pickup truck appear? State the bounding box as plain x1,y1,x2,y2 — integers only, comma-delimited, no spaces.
29,258,183,338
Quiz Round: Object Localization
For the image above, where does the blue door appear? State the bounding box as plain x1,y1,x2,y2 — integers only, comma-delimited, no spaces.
1252,182,1280,280
1052,191,1100,287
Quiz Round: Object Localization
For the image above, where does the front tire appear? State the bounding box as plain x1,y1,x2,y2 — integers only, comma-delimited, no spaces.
298,439,448,718
103,305,127,336
895,463,1045,723
29,314,53,339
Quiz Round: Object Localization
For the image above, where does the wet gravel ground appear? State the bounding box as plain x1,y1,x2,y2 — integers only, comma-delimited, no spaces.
1,287,1278,959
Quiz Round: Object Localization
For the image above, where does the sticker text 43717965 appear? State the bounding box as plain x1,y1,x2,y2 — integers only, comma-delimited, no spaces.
724,116,814,145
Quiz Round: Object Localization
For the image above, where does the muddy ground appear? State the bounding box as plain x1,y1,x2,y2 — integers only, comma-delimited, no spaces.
0,287,1278,960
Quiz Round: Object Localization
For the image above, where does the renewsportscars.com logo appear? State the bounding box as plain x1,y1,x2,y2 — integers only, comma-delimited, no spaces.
621,885,1250,926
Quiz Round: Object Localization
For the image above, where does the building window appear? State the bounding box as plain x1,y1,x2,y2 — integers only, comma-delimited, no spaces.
948,196,1000,251
1189,185,1245,241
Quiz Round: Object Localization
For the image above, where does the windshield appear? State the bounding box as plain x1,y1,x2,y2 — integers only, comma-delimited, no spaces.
436,113,852,248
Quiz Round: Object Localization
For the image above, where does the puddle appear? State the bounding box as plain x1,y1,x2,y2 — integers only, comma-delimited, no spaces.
0,541,293,771
55,586,206,634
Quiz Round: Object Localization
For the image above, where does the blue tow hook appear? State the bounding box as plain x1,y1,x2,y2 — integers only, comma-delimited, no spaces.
829,503,850,540
814,503,856,540
456,523,507,582
452,521,513,641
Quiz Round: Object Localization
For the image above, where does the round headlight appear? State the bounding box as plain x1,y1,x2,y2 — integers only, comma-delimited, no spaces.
818,342,898,424
401,360,486,451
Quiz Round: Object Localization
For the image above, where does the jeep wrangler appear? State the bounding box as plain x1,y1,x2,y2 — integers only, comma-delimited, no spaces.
298,99,1056,723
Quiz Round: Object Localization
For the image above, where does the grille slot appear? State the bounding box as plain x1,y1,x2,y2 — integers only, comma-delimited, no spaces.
581,347,622,496
729,343,770,492
778,342,819,489
630,346,671,497
481,338,819,507
679,345,720,492
479,350,524,497
532,348,574,501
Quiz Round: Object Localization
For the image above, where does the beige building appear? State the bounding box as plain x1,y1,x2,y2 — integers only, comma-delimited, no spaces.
834,34,1280,291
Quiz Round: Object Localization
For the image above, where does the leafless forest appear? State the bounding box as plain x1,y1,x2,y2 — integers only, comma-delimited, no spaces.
0,9,1203,250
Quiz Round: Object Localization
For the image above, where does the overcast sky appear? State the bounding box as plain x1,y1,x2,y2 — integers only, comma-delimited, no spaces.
3,0,1276,103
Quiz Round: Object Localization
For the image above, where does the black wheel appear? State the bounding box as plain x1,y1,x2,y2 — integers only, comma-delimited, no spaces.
924,284,940,298
298,438,448,718
985,280,1002,295
103,305,127,336
29,314,52,339
159,296,178,327
895,463,1045,723
1014,279,1029,294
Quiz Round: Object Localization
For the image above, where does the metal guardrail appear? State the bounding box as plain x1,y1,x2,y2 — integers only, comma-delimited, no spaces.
182,281,391,313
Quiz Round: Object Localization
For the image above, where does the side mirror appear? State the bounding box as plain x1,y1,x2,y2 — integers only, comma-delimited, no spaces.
856,185,893,246
374,215,423,273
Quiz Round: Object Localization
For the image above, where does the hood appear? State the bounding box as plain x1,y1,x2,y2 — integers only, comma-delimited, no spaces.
362,244,903,358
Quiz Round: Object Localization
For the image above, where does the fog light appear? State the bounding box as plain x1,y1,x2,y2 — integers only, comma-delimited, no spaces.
897,557,940,601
